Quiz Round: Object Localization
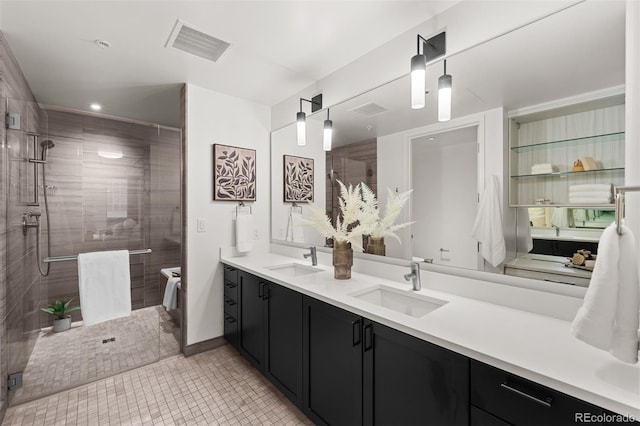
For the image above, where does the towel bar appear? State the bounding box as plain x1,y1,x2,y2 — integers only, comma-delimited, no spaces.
43,248,152,263
236,201,252,215
614,186,640,235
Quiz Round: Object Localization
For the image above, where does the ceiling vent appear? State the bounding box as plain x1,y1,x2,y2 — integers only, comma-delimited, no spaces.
166,20,230,62
348,102,388,118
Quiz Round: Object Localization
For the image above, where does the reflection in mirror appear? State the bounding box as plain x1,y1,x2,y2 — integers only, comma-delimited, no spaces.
270,0,625,287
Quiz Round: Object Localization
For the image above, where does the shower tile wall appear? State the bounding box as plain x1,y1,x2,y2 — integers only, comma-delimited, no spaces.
0,31,45,417
40,110,181,326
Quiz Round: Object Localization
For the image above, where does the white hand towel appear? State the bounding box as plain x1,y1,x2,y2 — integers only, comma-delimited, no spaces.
162,277,180,311
472,175,506,267
77,250,131,326
551,208,574,228
571,223,640,363
567,197,612,204
291,210,305,243
235,212,253,253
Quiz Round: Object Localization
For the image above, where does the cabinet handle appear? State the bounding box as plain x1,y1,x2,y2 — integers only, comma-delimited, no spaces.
264,284,270,300
500,383,552,408
225,315,236,323
364,324,373,351
224,297,236,306
352,320,361,346
224,266,236,272
225,281,236,289
258,282,264,299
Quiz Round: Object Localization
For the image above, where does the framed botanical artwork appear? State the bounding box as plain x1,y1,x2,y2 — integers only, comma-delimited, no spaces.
283,155,314,202
213,144,256,201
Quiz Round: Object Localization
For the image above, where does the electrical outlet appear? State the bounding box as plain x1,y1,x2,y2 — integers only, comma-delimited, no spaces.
197,218,206,233
253,229,259,240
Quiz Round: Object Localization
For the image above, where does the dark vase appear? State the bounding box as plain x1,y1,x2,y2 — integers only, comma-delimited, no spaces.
333,241,353,280
366,236,386,256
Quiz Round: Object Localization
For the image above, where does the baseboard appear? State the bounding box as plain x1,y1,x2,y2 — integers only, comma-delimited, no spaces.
183,336,226,357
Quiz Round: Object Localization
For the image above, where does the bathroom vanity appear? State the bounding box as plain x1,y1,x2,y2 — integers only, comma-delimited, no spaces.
220,252,639,425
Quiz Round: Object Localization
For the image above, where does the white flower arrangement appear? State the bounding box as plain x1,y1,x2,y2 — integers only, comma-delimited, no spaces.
304,180,413,250
359,183,414,243
305,180,367,251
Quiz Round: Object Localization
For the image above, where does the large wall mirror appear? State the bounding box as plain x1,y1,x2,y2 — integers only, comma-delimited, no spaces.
270,1,625,287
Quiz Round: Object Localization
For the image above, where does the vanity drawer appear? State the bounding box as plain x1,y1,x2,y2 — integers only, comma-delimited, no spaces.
224,313,238,349
470,360,602,425
504,267,590,287
224,279,238,300
471,406,512,426
224,295,238,316
223,264,238,284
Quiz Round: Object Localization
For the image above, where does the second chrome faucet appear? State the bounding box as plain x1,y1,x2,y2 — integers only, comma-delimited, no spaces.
404,262,422,291
303,246,317,266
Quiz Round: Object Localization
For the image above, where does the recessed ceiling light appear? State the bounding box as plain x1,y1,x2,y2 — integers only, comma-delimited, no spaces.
428,137,436,141
98,151,123,159
90,103,102,111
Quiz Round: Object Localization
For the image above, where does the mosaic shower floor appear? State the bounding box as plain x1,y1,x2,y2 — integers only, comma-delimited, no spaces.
9,305,180,405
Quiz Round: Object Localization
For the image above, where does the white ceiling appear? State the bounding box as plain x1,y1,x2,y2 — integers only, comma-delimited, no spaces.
0,1,459,127
308,0,625,147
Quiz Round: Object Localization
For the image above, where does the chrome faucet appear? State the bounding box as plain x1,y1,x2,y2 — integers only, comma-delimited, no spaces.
303,246,317,266
553,225,560,237
404,262,422,291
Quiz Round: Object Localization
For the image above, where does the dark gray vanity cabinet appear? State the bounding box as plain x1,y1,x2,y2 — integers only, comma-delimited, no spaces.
303,296,363,425
263,281,303,407
238,271,266,370
302,296,469,426
363,319,469,426
223,265,239,349
470,360,603,425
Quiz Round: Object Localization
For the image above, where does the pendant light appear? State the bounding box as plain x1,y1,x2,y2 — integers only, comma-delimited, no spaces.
410,35,427,109
323,109,332,151
295,94,323,147
438,59,452,122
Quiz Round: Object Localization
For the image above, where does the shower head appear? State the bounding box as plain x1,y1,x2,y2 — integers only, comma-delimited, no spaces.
40,140,55,149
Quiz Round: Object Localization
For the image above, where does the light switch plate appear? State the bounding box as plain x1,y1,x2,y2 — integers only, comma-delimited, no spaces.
197,218,206,233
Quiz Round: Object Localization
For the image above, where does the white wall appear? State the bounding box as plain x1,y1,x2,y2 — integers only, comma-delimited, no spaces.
412,136,477,269
626,0,640,251
271,1,582,130
186,84,270,345
270,120,325,246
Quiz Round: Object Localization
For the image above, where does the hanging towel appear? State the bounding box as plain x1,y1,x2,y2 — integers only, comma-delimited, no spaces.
551,208,574,228
162,277,180,311
571,222,640,363
77,250,131,326
472,175,506,267
517,208,533,253
235,212,253,253
291,210,305,242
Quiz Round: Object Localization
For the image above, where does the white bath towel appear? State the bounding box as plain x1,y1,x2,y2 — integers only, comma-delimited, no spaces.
571,223,640,363
568,197,612,204
77,250,131,326
235,212,253,253
531,163,554,174
569,184,612,193
472,175,505,267
162,277,180,311
568,191,612,199
551,208,574,228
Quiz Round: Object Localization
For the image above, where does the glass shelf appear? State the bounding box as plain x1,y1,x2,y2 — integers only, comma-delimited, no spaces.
510,131,624,152
510,167,624,179
514,203,615,208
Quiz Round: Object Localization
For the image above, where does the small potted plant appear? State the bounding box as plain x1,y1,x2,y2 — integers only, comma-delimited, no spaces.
41,299,80,332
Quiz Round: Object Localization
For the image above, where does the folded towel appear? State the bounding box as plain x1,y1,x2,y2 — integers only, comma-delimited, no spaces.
568,197,612,204
531,163,554,174
568,191,613,199
78,250,131,326
236,212,253,253
162,277,180,311
569,184,612,193
472,175,505,267
571,223,640,363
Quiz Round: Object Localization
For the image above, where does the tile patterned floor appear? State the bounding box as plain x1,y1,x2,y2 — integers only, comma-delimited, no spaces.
3,344,312,426
10,306,180,405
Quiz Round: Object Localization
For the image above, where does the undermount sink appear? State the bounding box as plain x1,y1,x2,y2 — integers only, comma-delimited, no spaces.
265,262,323,277
351,285,447,318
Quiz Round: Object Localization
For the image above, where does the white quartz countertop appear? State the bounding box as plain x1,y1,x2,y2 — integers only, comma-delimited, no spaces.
221,252,640,418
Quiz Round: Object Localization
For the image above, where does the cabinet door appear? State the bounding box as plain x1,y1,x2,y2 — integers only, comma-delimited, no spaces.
238,271,265,371
363,320,469,426
303,296,362,426
264,282,303,407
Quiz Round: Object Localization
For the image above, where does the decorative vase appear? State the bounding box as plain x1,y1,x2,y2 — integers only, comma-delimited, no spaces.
333,241,353,280
53,316,71,332
366,236,386,256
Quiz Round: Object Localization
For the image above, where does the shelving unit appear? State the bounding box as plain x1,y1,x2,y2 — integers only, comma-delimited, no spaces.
509,97,625,207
